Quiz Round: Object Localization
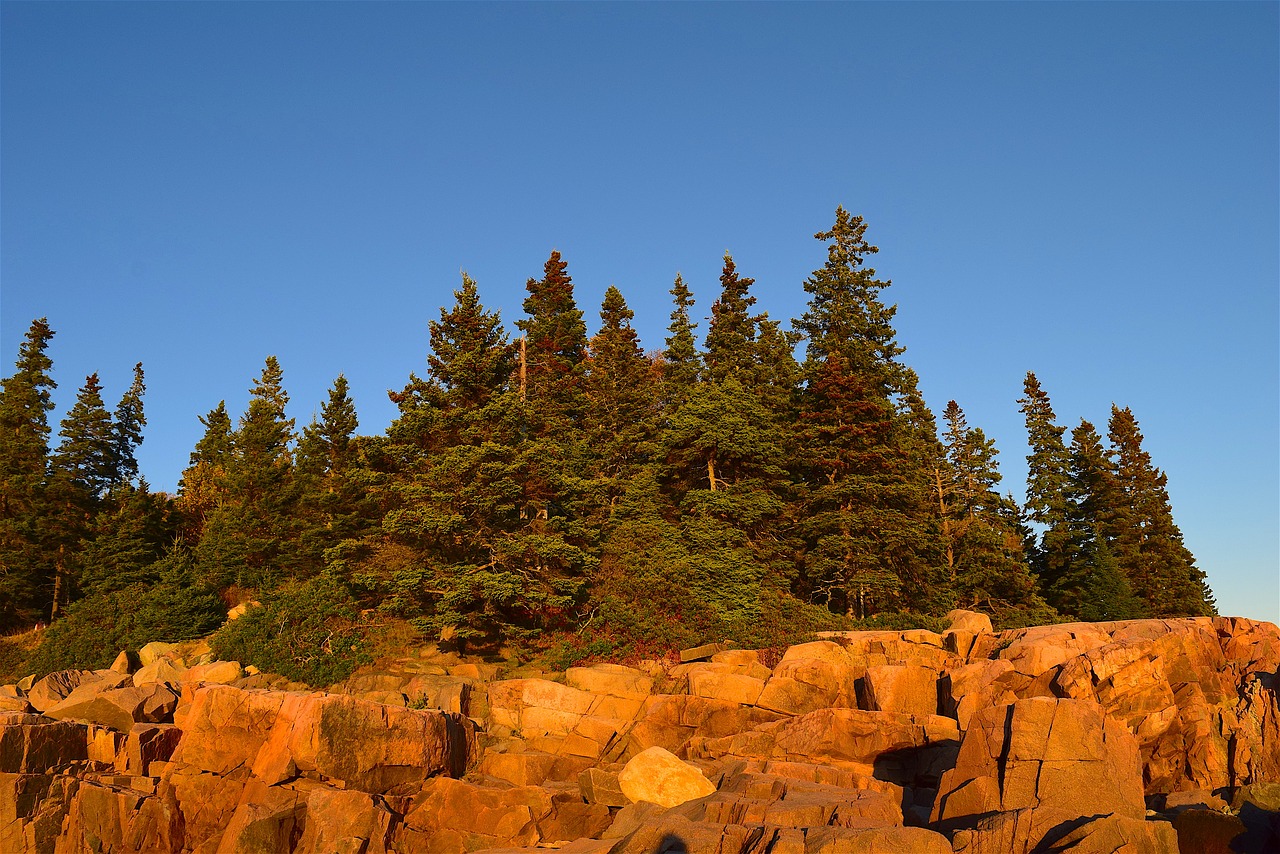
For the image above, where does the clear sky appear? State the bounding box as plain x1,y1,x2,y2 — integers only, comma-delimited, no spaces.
3,3,1276,622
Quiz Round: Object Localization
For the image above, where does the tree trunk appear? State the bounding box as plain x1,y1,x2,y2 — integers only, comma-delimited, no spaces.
519,335,527,401
707,452,718,492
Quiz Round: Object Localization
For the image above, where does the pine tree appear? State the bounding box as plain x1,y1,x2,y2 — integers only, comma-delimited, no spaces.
0,318,58,627
1050,420,1143,619
1018,372,1073,597
50,373,116,500
516,250,588,422
110,363,146,491
938,400,1039,611
296,375,376,573
195,357,299,589
583,286,659,519
79,481,176,596
176,401,233,542
704,254,759,386
793,209,936,616
1106,406,1214,616
380,276,589,646
661,274,702,410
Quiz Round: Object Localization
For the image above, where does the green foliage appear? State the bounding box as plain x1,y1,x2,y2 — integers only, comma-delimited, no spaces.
210,575,373,687
24,579,224,678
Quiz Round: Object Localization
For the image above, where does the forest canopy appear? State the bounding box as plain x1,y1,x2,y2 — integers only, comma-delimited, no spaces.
0,209,1216,682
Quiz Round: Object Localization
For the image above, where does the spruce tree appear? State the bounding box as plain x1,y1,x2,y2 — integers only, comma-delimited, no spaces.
0,318,58,627
704,254,759,386
661,274,702,410
1018,372,1073,598
110,363,146,491
793,209,936,616
1047,420,1143,620
50,373,116,500
938,400,1039,611
1106,406,1215,616
176,401,232,542
583,286,658,518
195,357,299,589
516,250,588,422
381,276,589,646
79,481,176,596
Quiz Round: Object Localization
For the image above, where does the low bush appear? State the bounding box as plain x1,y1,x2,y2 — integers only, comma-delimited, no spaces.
24,582,225,678
210,575,375,687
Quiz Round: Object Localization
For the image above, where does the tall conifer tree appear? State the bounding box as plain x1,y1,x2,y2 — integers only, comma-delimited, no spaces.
0,319,58,626
1018,372,1073,598
793,208,935,616
661,274,701,410
1106,406,1214,616
110,363,146,491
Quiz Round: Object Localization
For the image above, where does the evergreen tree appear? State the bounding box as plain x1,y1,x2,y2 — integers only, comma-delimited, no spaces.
793,209,936,616
1106,406,1215,616
704,254,759,386
516,250,588,422
79,481,177,596
195,357,299,589
50,373,116,500
583,286,658,519
1049,420,1143,619
1018,372,1073,597
176,401,233,542
380,277,589,646
0,318,58,627
661,274,702,410
938,400,1039,611
110,363,146,491
296,375,376,572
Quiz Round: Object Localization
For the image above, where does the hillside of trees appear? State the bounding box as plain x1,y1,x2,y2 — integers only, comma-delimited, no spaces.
0,209,1216,683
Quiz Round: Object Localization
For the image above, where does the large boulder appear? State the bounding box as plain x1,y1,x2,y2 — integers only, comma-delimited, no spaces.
44,683,179,732
617,745,716,808
932,697,1145,831
170,683,475,795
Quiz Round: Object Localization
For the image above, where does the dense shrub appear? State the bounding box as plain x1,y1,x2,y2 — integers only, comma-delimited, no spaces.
24,582,224,678
210,575,374,687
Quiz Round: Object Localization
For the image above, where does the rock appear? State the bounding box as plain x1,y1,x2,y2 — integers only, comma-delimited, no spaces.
702,707,960,787
625,694,781,757
952,808,1178,854
566,663,654,700
803,826,953,854
755,641,862,715
109,650,135,675
133,657,187,686
617,745,717,808
0,714,88,772
183,660,243,685
226,601,257,621
941,659,1018,729
856,664,940,716
26,669,104,712
580,767,631,807
172,683,475,794
294,787,397,854
1161,788,1229,814
1171,809,1248,854
680,642,731,663
946,609,993,634
933,697,1145,831
137,641,180,667
687,662,768,706
44,682,179,731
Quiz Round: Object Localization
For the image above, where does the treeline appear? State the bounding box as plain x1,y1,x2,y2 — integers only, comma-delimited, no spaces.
0,209,1215,679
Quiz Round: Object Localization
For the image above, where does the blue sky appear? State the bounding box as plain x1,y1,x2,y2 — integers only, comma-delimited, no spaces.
3,3,1276,622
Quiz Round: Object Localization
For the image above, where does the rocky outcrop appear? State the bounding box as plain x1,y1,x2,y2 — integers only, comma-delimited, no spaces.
1,613,1276,853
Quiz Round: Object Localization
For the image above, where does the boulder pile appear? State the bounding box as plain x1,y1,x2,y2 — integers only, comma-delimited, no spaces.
1,614,1277,853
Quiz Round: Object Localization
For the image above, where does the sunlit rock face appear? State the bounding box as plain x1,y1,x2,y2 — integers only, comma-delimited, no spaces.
2,613,1277,854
